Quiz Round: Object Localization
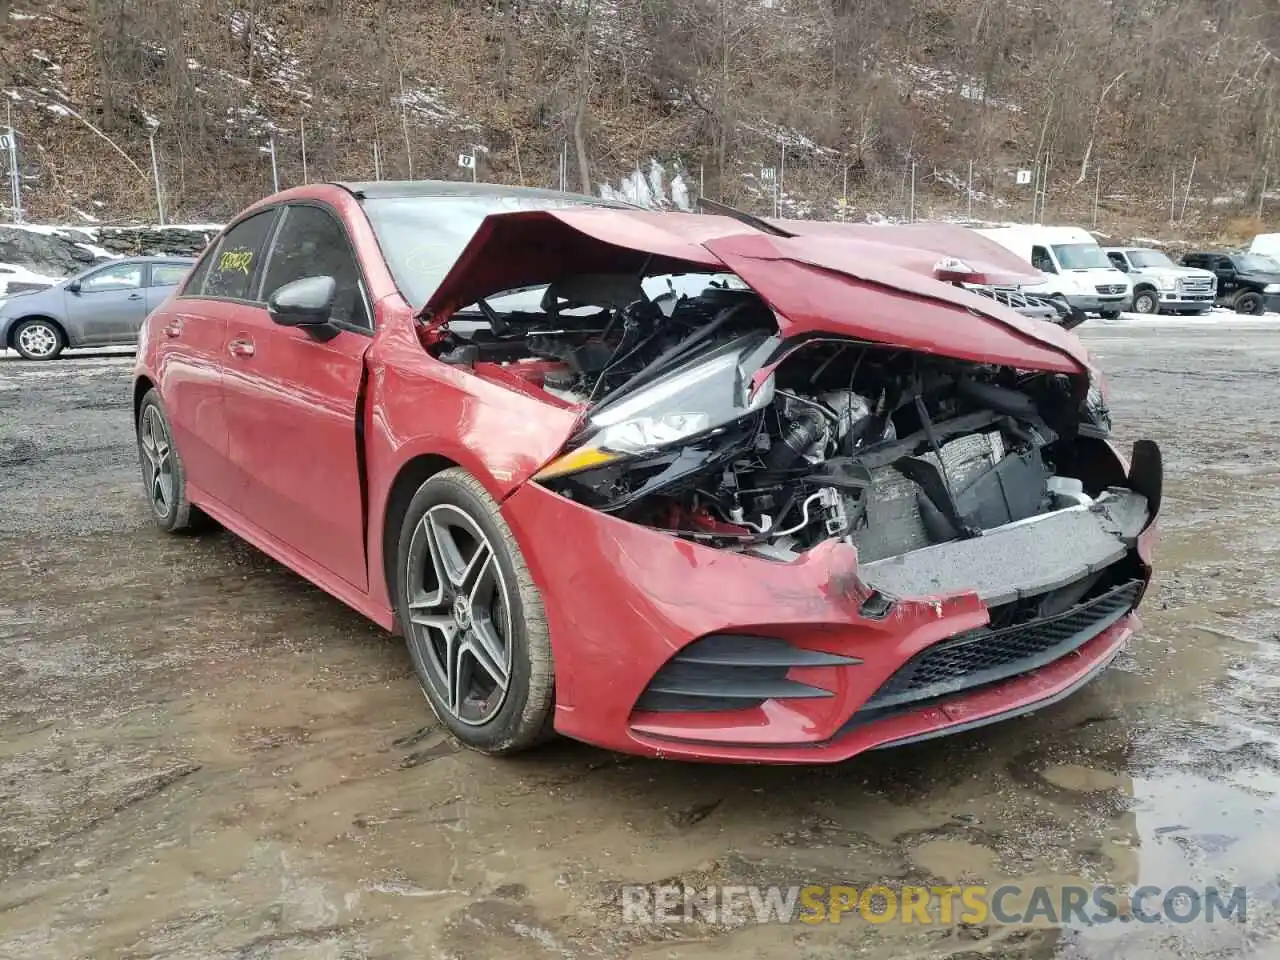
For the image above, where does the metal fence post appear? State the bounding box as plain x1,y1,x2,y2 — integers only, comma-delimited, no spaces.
148,127,165,226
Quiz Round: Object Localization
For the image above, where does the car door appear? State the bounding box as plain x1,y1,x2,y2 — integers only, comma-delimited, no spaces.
145,261,192,317
156,210,279,510
221,202,374,591
64,262,148,344
1215,257,1238,296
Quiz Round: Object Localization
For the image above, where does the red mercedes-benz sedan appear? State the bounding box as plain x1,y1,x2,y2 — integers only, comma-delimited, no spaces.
132,180,1160,762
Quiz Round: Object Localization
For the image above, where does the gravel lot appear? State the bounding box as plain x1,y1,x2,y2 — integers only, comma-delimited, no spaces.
2,321,1279,959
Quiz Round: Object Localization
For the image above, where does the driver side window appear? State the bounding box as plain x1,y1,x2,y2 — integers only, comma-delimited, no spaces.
260,205,370,331
1107,252,1129,272
1031,246,1056,274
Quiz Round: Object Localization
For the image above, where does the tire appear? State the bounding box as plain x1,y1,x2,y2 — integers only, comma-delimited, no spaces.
1132,288,1159,315
1099,310,1122,320
394,467,554,755
1234,291,1265,315
136,389,210,533
11,317,65,360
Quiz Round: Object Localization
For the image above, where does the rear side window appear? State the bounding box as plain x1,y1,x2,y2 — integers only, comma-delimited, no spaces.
201,211,277,301
151,263,191,287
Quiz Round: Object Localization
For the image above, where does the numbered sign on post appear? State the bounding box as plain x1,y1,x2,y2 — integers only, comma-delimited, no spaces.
1016,169,1033,185
458,153,476,170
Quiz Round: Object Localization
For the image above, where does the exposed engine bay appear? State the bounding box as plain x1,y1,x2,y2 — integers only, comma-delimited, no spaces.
431,272,1130,585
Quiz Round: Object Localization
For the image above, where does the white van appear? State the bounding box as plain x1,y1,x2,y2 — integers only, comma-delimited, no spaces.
1248,234,1280,263
973,225,1134,317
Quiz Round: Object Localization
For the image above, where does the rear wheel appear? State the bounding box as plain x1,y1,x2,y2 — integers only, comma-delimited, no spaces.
1099,310,1122,320
12,318,64,360
394,468,554,755
1132,289,1159,315
1235,291,1265,315
136,389,210,533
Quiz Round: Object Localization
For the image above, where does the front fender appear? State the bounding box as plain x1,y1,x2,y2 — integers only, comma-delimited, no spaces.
362,318,580,612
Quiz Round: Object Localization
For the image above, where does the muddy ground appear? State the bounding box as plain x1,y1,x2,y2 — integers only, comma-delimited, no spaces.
2,323,1279,959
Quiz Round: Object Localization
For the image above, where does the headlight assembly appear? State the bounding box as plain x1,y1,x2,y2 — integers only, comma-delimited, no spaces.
535,336,777,480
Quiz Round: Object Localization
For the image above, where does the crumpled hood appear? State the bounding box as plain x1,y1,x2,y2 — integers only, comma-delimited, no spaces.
422,208,1089,374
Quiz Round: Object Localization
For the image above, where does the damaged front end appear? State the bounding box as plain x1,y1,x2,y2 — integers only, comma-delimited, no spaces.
502,281,1147,608
421,208,1158,759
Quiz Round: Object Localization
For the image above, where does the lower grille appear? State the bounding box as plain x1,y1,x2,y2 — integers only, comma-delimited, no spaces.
635,634,861,713
968,286,1063,320
856,579,1141,716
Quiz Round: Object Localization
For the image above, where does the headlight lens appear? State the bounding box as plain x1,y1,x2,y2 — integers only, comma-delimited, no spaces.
535,338,776,480
1159,276,1178,291
1264,284,1280,294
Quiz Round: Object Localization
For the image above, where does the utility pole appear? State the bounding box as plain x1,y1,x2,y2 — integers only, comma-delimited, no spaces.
471,146,478,183
398,69,414,179
967,159,974,220
1180,153,1197,222
1260,170,1270,220
909,160,916,223
6,102,21,224
148,125,165,226
1093,166,1101,228
267,134,279,193
778,141,785,219
300,118,308,184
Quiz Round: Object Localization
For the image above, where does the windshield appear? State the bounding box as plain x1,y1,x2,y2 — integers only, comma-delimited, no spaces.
1127,249,1174,268
1051,243,1111,270
1239,254,1280,273
361,194,620,308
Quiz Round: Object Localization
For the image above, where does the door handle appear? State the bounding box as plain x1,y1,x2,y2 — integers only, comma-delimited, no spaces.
163,320,183,338
128,293,144,300
228,337,255,358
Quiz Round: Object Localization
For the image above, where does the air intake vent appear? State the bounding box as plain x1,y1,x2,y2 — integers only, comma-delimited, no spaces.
635,635,861,713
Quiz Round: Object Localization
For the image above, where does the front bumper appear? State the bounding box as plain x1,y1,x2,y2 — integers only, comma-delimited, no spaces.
502,445,1160,764
1157,293,1214,312
1066,294,1132,314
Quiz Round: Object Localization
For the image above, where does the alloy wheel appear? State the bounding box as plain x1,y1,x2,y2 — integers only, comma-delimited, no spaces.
404,504,514,726
138,406,174,519
1135,292,1157,314
17,322,59,359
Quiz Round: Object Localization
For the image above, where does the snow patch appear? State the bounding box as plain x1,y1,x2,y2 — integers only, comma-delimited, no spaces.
598,159,693,211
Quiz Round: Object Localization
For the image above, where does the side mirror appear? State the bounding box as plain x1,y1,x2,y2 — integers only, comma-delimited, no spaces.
67,280,81,294
267,275,335,327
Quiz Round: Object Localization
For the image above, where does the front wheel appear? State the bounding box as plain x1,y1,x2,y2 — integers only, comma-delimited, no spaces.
1132,289,1159,315
395,468,555,755
12,318,64,360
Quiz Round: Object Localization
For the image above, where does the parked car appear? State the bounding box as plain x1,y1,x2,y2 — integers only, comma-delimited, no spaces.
132,181,1160,762
1179,250,1280,314
973,225,1133,317
0,256,196,360
1102,246,1216,315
